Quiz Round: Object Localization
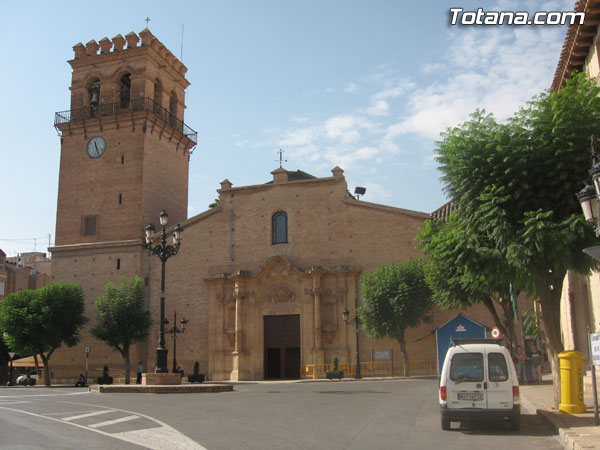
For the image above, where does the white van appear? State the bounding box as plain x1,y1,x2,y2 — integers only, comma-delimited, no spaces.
439,339,520,431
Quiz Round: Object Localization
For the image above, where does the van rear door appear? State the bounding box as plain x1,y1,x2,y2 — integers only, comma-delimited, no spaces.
447,351,487,409
485,351,513,410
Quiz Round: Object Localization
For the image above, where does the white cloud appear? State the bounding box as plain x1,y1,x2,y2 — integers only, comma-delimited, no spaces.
373,78,415,100
344,82,359,93
292,116,310,123
270,1,570,185
323,146,380,168
365,100,389,117
324,115,362,144
421,63,446,74
391,22,568,139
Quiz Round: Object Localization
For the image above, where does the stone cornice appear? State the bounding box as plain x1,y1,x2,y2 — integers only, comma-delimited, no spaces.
217,175,342,195
49,239,142,254
343,197,429,220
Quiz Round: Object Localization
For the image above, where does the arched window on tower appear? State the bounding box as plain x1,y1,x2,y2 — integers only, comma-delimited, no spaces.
88,77,100,117
169,91,178,128
153,78,162,114
120,73,131,109
272,211,288,244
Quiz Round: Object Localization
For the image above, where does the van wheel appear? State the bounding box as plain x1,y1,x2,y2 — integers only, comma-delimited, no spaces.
510,413,520,431
441,418,451,430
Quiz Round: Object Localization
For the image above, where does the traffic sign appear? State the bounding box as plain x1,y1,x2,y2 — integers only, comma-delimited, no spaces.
84,346,91,354
491,327,501,339
8,352,15,360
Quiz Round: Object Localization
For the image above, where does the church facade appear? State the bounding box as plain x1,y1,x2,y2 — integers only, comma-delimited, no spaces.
49,30,500,382
154,167,429,380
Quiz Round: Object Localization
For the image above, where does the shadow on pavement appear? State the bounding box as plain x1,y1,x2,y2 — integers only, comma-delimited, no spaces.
448,413,558,437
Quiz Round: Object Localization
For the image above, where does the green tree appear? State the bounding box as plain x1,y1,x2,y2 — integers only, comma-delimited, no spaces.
358,259,433,376
422,72,600,405
419,215,521,351
92,276,152,384
0,282,88,386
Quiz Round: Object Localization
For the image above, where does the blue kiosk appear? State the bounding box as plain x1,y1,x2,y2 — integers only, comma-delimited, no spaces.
416,313,491,374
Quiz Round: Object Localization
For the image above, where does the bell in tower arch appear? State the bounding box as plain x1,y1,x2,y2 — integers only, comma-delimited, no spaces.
89,81,100,106
88,80,100,118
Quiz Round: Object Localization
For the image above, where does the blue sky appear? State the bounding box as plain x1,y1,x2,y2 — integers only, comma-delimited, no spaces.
0,0,573,256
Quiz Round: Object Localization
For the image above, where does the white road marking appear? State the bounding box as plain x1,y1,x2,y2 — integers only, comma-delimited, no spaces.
0,401,31,405
63,409,116,421
89,414,140,428
0,391,89,398
0,399,208,450
114,427,206,450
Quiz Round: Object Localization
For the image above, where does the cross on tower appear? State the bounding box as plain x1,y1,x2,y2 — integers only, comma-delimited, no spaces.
276,149,287,168
145,17,151,27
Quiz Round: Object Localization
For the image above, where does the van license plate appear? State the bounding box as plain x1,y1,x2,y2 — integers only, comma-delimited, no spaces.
457,392,483,401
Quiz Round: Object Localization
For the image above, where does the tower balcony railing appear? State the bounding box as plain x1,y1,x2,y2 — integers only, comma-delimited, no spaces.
54,97,197,145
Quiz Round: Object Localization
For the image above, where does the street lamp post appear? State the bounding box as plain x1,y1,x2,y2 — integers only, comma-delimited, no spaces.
144,210,183,374
7,352,15,386
577,135,600,426
342,307,362,379
577,135,600,236
166,310,188,373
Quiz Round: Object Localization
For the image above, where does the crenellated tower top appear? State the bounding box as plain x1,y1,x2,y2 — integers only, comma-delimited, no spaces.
56,29,196,148
65,29,190,125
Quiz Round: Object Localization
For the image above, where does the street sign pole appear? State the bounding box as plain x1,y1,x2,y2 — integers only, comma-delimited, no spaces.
84,346,91,384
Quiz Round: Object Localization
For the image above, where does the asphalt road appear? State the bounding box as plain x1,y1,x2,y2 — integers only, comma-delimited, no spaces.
0,379,563,450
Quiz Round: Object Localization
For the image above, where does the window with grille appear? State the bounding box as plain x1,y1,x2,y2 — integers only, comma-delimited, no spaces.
81,215,98,236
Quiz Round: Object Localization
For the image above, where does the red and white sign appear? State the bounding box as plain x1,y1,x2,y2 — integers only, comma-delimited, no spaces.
491,327,501,339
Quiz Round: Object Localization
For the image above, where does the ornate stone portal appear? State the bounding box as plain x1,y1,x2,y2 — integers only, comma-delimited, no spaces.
206,256,358,381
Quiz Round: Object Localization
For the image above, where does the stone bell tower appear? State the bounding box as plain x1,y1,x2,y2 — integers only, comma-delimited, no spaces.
54,29,196,246
49,29,196,380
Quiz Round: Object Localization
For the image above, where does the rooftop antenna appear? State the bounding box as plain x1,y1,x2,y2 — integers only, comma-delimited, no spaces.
145,17,151,28
276,149,287,168
354,186,366,200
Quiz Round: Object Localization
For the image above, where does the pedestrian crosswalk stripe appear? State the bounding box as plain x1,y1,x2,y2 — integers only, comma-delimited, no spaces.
89,415,140,428
62,409,115,421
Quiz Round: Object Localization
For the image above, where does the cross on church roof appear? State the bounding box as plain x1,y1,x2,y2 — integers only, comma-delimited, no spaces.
145,17,151,27
276,149,287,168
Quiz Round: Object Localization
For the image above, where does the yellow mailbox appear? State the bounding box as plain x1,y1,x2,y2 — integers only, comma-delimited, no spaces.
558,351,586,414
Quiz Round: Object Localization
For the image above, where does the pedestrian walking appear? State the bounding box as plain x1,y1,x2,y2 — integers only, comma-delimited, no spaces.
136,361,143,384
531,344,542,384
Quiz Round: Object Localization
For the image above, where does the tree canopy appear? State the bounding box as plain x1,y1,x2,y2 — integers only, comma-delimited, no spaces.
0,282,88,386
420,72,600,405
92,276,152,384
358,258,433,376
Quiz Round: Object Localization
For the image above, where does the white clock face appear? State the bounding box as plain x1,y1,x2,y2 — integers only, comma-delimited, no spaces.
86,136,106,159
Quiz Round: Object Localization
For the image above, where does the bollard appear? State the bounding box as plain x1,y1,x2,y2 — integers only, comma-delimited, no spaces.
559,351,587,414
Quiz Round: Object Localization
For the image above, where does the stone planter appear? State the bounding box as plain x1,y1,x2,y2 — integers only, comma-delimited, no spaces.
326,370,344,380
188,374,205,383
96,376,113,385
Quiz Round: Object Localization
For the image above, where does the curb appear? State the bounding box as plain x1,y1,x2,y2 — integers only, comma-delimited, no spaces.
522,395,594,450
537,409,597,450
